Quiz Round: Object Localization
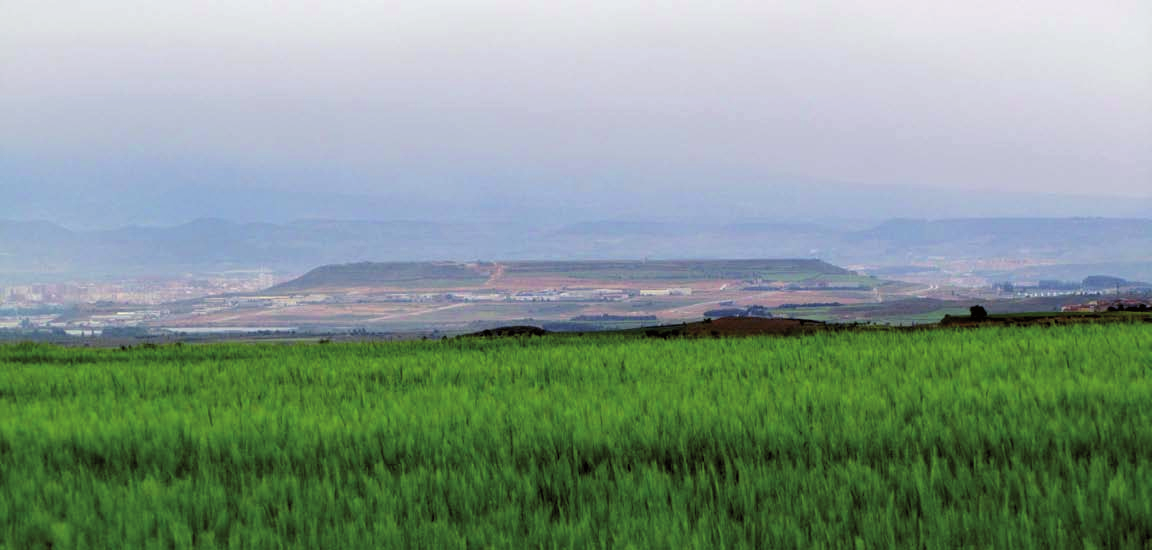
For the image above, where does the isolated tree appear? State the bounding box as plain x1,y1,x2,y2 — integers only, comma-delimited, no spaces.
969,305,988,320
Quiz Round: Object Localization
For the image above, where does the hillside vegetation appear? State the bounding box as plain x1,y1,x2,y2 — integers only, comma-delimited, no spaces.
272,261,493,291
2,325,1151,548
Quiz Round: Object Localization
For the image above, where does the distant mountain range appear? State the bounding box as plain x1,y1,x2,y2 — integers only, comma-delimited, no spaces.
2,217,1151,283
4,174,1152,229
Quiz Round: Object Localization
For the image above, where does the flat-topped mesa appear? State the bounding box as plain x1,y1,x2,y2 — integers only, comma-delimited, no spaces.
271,259,854,293
271,261,496,292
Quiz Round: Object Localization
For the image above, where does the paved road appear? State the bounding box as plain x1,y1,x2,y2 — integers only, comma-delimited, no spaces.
365,302,471,322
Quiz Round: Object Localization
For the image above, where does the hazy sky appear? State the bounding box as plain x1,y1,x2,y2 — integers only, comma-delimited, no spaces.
2,0,1150,210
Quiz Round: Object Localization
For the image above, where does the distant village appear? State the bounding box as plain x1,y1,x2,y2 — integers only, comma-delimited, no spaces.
1061,299,1151,313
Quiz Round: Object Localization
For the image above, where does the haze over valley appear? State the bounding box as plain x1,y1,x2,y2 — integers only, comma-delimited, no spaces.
3,214,1150,339
2,0,1148,339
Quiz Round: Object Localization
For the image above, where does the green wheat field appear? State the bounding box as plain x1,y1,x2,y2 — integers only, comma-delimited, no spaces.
2,324,1151,548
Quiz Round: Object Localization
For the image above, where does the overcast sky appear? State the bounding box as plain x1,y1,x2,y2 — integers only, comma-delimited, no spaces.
2,0,1150,213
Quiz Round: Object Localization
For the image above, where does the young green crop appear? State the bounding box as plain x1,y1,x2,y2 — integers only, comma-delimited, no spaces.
2,324,1151,548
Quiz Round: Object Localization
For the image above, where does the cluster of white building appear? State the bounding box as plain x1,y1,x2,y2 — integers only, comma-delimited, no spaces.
638,288,693,297
188,294,331,316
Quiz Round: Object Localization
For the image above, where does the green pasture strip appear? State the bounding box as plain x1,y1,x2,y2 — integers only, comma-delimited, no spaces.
989,311,1150,319
988,312,1089,319
797,274,876,284
872,307,973,325
2,325,1151,548
503,259,848,282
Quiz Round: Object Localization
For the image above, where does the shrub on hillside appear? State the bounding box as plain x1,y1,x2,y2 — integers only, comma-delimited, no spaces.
969,305,988,320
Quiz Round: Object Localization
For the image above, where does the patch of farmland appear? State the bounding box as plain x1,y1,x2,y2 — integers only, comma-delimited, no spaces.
2,324,1151,547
